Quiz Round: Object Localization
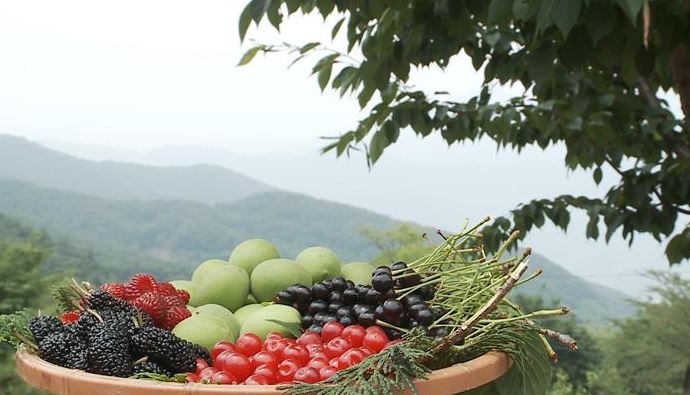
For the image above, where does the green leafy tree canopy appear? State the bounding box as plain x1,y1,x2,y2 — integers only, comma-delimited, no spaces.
239,0,690,264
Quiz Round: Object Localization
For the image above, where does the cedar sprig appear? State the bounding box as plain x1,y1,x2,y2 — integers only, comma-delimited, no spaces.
0,310,37,352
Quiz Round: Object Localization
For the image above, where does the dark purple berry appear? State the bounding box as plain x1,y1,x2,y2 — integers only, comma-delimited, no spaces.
301,314,314,327
312,283,330,300
382,299,403,322
373,266,392,276
308,300,328,315
330,278,347,292
416,309,435,326
391,262,408,271
343,288,358,305
357,312,376,327
371,273,394,293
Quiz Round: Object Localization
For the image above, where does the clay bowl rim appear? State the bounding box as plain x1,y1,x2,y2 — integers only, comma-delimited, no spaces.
16,350,511,394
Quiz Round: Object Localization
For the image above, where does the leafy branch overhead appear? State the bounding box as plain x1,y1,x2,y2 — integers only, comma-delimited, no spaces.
239,0,690,265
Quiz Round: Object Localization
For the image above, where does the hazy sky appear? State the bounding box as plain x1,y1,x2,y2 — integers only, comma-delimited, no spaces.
1,1,687,295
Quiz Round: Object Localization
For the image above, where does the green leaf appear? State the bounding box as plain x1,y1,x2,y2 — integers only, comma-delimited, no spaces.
666,228,690,265
528,43,555,83
586,2,617,44
382,120,399,143
331,17,346,39
267,0,282,29
316,0,335,18
266,319,303,338
512,0,533,21
535,0,555,35
551,0,581,38
615,0,645,24
239,3,253,41
488,0,513,24
300,42,320,54
318,63,333,91
358,85,376,107
237,46,263,66
368,129,391,164
285,0,300,13
593,167,603,185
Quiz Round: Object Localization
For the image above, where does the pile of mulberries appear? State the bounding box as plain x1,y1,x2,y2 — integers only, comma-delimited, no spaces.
29,290,207,378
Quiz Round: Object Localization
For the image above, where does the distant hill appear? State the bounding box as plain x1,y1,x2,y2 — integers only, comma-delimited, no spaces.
0,134,273,204
514,253,636,325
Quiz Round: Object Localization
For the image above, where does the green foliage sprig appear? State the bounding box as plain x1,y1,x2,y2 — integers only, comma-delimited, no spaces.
0,311,36,352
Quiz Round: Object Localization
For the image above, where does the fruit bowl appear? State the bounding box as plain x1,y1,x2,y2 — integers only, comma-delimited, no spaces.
15,351,511,395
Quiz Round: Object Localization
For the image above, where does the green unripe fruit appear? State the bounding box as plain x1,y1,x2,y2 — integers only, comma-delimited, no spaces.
229,239,280,276
250,259,312,302
191,259,226,284
295,246,341,283
195,264,250,312
340,262,375,285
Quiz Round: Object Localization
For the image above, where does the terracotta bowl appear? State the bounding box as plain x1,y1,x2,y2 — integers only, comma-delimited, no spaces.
16,351,511,395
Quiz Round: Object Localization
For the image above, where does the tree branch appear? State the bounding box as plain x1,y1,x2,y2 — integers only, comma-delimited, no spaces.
603,155,690,215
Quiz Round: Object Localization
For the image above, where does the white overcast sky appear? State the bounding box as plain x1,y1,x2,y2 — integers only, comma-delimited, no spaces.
0,0,687,295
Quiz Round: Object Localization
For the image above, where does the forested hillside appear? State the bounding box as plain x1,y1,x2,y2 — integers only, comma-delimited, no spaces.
0,179,396,273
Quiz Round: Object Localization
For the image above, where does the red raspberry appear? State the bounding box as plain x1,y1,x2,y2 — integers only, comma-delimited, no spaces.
155,282,178,296
132,291,167,323
176,289,190,305
163,294,186,308
162,305,192,330
129,273,157,293
100,283,127,300
59,311,81,324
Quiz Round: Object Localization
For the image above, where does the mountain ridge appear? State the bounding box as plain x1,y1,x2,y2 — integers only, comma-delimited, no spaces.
0,134,273,204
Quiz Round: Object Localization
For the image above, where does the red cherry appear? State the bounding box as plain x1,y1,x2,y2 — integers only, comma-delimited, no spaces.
216,352,252,382
211,371,238,384
186,373,200,383
321,321,345,342
359,347,372,357
310,350,329,361
195,358,209,374
245,374,271,385
276,359,301,382
325,337,352,358
264,338,288,358
212,341,237,361
252,365,277,384
337,348,365,369
251,351,279,370
297,331,322,346
341,325,366,348
363,330,388,353
236,333,263,357
319,366,337,381
365,325,386,335
265,332,284,341
293,366,320,384
199,367,219,382
307,358,328,371
282,344,310,366
328,358,339,368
